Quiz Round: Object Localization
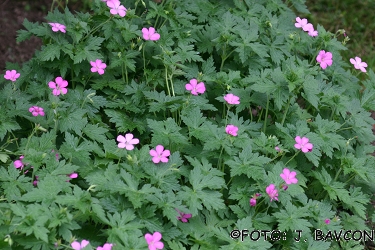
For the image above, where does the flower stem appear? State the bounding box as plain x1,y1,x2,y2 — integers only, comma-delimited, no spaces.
285,151,299,165
143,43,148,83
263,94,269,133
281,96,292,126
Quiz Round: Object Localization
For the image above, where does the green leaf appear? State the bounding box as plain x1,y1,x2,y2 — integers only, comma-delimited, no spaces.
59,108,88,135
39,44,61,61
83,123,109,144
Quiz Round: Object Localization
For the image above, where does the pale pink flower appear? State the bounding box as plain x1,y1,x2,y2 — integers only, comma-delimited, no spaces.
97,243,113,250
316,50,333,69
107,0,127,17
4,70,20,82
117,133,139,150
185,79,205,95
176,208,192,223
224,93,240,105
49,23,66,33
275,146,280,152
142,27,160,41
294,136,313,153
48,76,68,96
350,57,368,73
249,198,256,206
145,232,164,250
225,124,238,136
280,168,298,185
266,184,278,202
29,106,45,117
325,219,330,225
295,17,309,30
302,23,314,32
90,59,107,75
149,145,170,163
308,29,318,37
14,156,25,169
71,240,89,250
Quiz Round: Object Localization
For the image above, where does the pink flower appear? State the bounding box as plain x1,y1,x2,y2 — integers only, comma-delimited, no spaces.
275,146,280,152
249,198,256,206
90,59,107,75
117,133,139,150
295,17,308,29
14,156,25,169
149,145,170,163
33,176,39,186
302,23,314,32
142,27,160,41
107,0,127,17
325,219,330,225
280,168,298,185
350,57,368,73
4,70,20,82
185,79,205,95
48,76,68,96
266,184,278,202
176,209,192,223
48,23,66,33
29,106,45,116
224,93,240,105
97,243,113,250
308,29,318,37
71,240,89,250
294,136,313,153
145,232,164,250
316,50,333,69
69,173,78,179
225,124,238,136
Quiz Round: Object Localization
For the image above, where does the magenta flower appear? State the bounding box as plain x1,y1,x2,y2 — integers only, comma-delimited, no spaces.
176,209,192,223
107,0,127,17
225,124,238,136
224,93,240,105
294,136,313,153
14,156,25,169
249,198,256,206
185,79,205,95
48,76,68,96
325,219,330,225
29,106,45,117
350,57,368,73
142,27,160,41
33,176,39,186
280,168,298,185
149,145,170,163
48,23,66,33
4,70,20,82
71,240,89,250
90,59,107,75
117,133,139,150
68,173,78,179
266,184,278,202
97,243,113,250
316,50,333,69
145,232,164,250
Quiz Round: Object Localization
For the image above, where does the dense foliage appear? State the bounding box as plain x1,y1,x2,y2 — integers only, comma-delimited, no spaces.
1,0,375,249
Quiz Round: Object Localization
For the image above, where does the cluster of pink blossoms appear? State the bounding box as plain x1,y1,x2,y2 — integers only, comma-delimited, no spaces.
250,168,298,206
29,106,45,117
295,17,318,37
71,240,113,250
116,134,171,164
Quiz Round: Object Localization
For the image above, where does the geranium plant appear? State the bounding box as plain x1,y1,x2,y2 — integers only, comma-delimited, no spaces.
1,0,375,249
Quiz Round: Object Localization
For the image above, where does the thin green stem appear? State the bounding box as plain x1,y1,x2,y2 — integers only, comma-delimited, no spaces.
281,96,292,126
164,66,171,96
285,151,299,166
263,94,269,133
143,43,148,83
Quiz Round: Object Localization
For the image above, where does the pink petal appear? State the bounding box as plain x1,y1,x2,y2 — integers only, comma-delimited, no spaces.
149,149,158,157
155,145,165,154
117,135,126,143
185,84,193,91
152,232,162,241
